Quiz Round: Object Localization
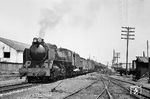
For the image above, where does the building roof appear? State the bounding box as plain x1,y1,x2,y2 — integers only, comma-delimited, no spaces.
0,37,30,52
136,57,148,63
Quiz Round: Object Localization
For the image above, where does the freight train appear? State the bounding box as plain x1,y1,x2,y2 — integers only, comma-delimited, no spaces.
19,37,98,82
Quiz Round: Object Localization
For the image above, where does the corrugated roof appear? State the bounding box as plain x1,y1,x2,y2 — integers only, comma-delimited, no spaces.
0,37,30,52
136,57,148,63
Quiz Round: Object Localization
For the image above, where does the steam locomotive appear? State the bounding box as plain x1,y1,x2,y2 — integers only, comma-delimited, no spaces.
19,37,97,82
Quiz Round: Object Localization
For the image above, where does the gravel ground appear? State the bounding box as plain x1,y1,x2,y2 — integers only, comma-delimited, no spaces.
0,74,19,81
1,73,142,99
65,81,105,99
109,80,136,99
0,73,26,87
0,77,25,87
64,73,137,99
111,78,150,99
100,75,136,99
110,75,150,90
1,73,98,99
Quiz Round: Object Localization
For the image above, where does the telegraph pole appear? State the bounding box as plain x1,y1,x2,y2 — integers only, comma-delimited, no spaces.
147,40,150,83
112,49,115,68
147,40,149,58
121,27,135,75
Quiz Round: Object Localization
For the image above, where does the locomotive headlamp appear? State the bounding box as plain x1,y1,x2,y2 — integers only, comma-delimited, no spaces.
33,38,38,42
38,38,42,42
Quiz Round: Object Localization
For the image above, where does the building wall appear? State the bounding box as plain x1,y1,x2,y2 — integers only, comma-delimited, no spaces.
0,41,23,63
16,52,23,63
136,62,148,78
0,62,22,74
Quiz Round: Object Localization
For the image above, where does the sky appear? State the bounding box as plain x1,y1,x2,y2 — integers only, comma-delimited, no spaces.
0,0,150,65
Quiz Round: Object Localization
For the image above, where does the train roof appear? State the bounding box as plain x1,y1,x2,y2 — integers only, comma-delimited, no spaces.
46,43,57,49
80,57,86,60
58,47,72,52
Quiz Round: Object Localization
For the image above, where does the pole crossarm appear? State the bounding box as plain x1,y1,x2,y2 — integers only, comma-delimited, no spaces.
121,37,135,40
121,34,135,36
121,30,135,33
122,27,135,29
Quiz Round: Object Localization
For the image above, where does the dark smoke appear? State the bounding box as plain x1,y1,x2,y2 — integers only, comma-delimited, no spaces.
38,8,62,39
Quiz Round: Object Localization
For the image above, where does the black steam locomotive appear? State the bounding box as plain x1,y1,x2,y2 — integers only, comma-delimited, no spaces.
19,37,96,82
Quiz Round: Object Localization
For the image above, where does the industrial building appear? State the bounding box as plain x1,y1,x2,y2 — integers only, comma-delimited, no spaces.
0,37,30,73
133,56,149,79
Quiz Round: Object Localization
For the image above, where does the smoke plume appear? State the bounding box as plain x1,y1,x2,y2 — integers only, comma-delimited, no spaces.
38,8,62,39
38,0,102,39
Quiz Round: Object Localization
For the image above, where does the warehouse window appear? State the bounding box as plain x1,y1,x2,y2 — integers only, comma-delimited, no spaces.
4,52,10,58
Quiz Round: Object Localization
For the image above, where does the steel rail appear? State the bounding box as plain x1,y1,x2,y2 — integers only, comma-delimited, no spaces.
63,80,99,99
98,76,113,99
0,75,20,81
64,75,113,99
95,88,106,99
0,82,27,88
51,81,63,92
110,79,141,99
0,83,37,94
106,88,113,99
109,77,150,99
109,76,150,91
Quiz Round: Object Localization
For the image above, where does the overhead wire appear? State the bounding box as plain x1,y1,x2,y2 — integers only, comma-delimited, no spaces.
118,0,128,26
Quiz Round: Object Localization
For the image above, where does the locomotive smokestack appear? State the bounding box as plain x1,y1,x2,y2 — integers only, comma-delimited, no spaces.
33,37,44,44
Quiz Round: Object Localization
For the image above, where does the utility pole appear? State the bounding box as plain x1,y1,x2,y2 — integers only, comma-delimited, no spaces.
112,49,115,68
147,40,149,58
147,40,150,83
121,27,135,75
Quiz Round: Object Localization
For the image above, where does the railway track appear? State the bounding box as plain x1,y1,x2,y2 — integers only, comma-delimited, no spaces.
62,74,139,99
1,73,149,99
95,76,113,99
109,76,150,99
0,75,20,81
62,75,114,99
0,82,39,96
63,80,100,99
102,76,138,99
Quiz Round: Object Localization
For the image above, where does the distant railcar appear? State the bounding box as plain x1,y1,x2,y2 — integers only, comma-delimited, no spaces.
55,48,76,77
80,58,88,71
